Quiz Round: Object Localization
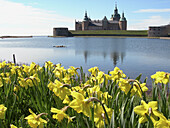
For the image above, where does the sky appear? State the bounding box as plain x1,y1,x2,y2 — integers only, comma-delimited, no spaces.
0,0,169,36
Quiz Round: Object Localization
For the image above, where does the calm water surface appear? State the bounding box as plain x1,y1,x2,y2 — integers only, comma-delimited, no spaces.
0,37,170,87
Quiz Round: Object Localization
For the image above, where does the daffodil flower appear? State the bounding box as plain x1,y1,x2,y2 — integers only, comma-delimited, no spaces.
94,103,113,128
45,61,54,69
48,80,71,100
0,78,3,88
154,114,170,128
67,66,78,76
62,74,71,84
151,71,169,85
25,109,47,128
131,81,148,98
134,100,162,124
87,85,101,97
118,78,131,94
110,67,126,82
51,106,72,123
0,61,7,69
96,71,105,84
88,67,99,77
69,91,92,117
53,64,66,80
63,95,71,104
10,124,17,128
0,104,7,119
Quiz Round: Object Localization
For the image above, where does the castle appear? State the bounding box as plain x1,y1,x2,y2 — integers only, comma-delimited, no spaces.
75,4,127,31
148,24,170,37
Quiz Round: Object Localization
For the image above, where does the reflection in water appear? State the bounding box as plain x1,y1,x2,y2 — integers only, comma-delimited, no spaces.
82,50,126,67
111,52,125,67
74,37,127,67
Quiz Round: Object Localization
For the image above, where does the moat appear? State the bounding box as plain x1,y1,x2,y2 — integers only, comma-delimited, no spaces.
0,36,170,87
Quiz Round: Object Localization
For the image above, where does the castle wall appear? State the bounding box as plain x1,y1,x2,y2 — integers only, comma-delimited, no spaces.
53,28,69,37
88,26,103,30
75,22,82,30
108,23,120,30
148,26,168,37
166,25,170,33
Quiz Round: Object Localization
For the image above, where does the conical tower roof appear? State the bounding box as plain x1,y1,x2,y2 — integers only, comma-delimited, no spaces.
120,12,126,21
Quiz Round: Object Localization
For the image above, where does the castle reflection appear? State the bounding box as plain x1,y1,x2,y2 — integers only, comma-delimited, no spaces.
77,50,126,67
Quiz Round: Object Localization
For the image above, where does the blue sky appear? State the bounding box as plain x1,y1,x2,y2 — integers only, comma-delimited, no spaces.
0,0,170,35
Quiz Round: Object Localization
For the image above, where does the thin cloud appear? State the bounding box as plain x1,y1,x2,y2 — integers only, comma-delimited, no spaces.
128,16,170,30
134,9,170,13
0,0,74,36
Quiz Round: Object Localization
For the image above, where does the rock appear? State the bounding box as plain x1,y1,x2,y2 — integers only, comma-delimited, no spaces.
53,45,66,48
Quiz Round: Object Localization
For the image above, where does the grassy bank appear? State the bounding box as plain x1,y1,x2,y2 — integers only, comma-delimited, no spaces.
70,30,148,36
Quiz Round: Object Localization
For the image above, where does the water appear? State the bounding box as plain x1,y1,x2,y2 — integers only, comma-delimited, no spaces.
0,36,170,87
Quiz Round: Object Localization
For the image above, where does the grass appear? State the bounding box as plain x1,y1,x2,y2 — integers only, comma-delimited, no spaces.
70,30,148,36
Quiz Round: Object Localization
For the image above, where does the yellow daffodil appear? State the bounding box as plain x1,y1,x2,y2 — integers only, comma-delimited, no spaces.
14,85,20,92
48,80,71,100
0,104,7,119
88,67,99,77
71,86,86,96
45,61,54,69
53,64,66,80
154,115,170,128
131,81,148,98
29,74,40,85
151,71,169,85
0,61,6,69
25,109,47,128
101,92,112,105
67,66,78,76
51,106,72,123
69,91,92,117
62,74,71,84
0,78,3,87
118,78,131,94
19,77,28,89
110,67,126,82
7,62,15,68
10,124,17,128
104,74,111,85
87,85,102,97
96,71,105,84
134,100,162,124
63,95,71,104
94,103,113,128
47,81,56,91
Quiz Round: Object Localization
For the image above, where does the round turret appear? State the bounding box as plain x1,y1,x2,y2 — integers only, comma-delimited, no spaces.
119,12,127,30
120,12,127,21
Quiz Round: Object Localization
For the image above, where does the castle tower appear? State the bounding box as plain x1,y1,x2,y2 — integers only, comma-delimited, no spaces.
102,16,108,30
111,3,120,21
119,12,127,30
82,11,90,30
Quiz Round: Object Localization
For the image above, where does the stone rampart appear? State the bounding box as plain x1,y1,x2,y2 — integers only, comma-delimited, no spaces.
53,28,69,37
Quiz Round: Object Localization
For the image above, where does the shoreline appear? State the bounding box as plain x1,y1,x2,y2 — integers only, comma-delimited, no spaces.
0,36,33,39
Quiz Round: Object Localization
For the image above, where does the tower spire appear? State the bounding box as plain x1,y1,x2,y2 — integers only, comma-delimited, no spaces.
115,2,117,9
122,11,124,18
85,10,87,17
83,10,89,21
